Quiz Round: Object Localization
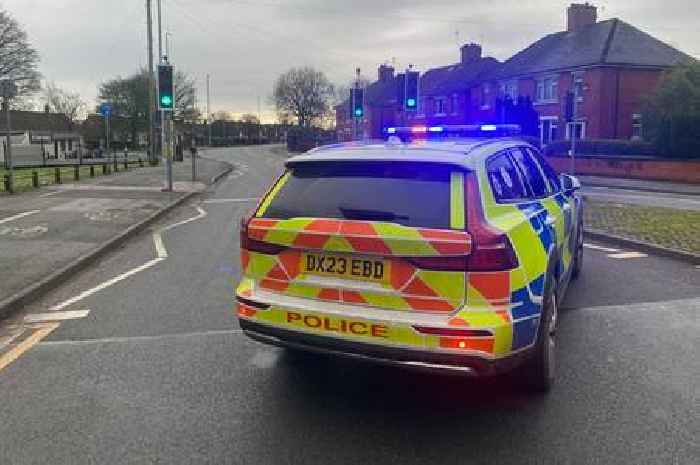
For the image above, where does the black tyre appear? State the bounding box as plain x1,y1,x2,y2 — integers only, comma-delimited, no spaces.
520,288,557,393
571,224,584,280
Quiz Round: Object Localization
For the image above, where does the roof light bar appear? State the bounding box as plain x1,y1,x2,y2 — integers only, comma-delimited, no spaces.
382,124,522,139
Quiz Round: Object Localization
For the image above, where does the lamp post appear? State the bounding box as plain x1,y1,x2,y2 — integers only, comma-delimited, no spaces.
1,79,18,193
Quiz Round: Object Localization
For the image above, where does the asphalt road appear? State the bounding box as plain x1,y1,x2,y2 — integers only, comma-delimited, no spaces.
1,145,698,465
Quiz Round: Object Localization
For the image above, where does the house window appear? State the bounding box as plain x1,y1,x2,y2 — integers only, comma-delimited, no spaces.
536,77,558,102
435,98,446,115
500,81,518,100
632,113,643,139
574,77,584,102
480,84,491,108
539,117,559,145
566,121,586,140
451,94,459,114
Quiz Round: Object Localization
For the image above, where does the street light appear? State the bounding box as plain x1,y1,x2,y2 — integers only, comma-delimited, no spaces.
1,79,18,193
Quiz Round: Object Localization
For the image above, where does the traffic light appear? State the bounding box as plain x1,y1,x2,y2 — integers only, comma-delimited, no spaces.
395,73,405,109
350,88,364,118
158,64,174,110
405,71,419,111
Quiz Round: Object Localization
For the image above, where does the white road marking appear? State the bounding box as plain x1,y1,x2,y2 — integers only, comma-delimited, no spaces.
0,210,40,225
47,205,208,312
203,197,258,204
607,251,649,259
49,257,165,311
584,243,620,253
37,328,244,346
24,310,91,323
39,191,59,198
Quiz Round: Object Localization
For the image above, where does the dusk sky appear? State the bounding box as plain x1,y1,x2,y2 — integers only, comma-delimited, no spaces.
3,0,699,122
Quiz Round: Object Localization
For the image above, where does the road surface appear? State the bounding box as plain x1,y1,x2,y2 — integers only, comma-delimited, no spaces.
1,145,698,465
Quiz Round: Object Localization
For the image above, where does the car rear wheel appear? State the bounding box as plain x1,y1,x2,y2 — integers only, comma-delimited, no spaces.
571,225,584,280
520,289,557,393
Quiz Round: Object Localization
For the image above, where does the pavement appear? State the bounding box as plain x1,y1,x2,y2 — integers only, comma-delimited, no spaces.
579,175,700,211
578,175,700,196
0,154,231,318
0,145,698,465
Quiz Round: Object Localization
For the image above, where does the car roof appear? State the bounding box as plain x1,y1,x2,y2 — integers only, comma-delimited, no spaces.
285,138,532,171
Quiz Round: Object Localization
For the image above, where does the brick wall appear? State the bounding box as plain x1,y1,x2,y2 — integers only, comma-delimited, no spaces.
544,155,700,184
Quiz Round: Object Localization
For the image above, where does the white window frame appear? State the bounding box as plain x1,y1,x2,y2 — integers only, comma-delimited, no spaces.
535,76,558,104
499,80,518,100
539,116,559,145
451,94,460,115
632,113,643,139
434,97,447,116
480,84,491,110
565,120,586,140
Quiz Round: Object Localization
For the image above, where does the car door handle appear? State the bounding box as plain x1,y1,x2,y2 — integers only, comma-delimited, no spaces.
544,216,556,226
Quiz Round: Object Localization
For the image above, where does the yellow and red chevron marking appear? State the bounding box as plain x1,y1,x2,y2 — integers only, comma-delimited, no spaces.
243,248,466,313
247,218,472,257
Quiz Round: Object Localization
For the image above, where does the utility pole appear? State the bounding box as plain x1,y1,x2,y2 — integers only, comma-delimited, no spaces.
206,73,211,146
157,0,163,62
569,77,580,176
146,0,156,165
354,67,360,141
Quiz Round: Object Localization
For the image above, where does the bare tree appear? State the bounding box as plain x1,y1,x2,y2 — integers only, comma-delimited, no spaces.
272,67,334,127
174,71,198,121
212,110,234,121
44,82,86,121
0,9,41,102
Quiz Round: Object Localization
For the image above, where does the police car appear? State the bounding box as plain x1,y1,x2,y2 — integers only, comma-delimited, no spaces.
236,125,583,391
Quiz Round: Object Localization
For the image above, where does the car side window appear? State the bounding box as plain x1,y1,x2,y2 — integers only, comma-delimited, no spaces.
527,147,561,194
486,151,528,202
510,147,549,198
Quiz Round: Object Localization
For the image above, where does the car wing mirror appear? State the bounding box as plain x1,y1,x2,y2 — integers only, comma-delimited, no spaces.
560,174,581,193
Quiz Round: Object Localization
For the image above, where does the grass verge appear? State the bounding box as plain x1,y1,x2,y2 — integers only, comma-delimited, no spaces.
584,200,700,254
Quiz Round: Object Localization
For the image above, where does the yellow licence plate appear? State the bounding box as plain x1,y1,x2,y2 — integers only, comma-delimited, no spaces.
301,253,388,283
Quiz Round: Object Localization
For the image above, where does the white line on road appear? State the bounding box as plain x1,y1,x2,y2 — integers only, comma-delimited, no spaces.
0,210,40,224
24,310,91,323
607,251,649,259
39,191,59,198
203,198,259,204
49,258,165,311
37,328,244,346
583,243,620,253
47,205,208,312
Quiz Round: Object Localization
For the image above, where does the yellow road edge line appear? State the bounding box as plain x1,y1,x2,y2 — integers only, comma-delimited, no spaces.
0,323,60,372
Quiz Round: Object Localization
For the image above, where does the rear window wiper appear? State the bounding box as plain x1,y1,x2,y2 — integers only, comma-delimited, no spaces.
338,207,409,222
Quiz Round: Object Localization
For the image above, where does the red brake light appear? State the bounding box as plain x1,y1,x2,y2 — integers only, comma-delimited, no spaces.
465,174,519,271
240,215,287,255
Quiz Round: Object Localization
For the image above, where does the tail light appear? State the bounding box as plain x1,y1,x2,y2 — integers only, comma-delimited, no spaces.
464,174,519,271
240,214,286,255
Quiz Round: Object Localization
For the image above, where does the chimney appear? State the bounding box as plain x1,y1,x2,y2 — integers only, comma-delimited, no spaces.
460,43,482,64
567,3,597,32
378,64,394,82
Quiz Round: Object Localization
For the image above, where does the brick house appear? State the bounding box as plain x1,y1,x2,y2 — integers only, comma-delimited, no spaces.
336,3,693,146
0,110,82,164
480,3,692,146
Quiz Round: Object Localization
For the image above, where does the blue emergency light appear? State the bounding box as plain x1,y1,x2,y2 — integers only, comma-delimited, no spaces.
383,124,521,140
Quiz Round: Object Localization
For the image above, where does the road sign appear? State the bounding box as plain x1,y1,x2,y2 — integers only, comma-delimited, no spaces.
99,102,113,117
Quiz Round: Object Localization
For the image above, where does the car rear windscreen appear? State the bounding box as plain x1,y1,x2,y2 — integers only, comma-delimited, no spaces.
261,162,458,229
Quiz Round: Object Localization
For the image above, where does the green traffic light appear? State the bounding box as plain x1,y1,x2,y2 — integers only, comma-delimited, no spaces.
160,95,173,107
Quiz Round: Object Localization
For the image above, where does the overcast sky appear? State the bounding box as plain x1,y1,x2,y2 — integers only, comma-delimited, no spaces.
3,0,699,122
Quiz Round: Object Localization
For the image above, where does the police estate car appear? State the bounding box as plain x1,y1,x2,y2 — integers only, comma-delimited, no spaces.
236,125,584,392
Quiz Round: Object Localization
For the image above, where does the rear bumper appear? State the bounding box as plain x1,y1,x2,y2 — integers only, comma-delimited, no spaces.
239,318,530,376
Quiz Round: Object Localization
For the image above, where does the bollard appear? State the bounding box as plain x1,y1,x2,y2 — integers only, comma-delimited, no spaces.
55,167,62,184
32,171,39,188
3,174,11,193
90,166,95,177
139,158,144,167
103,164,108,175
74,165,80,181
124,160,128,170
